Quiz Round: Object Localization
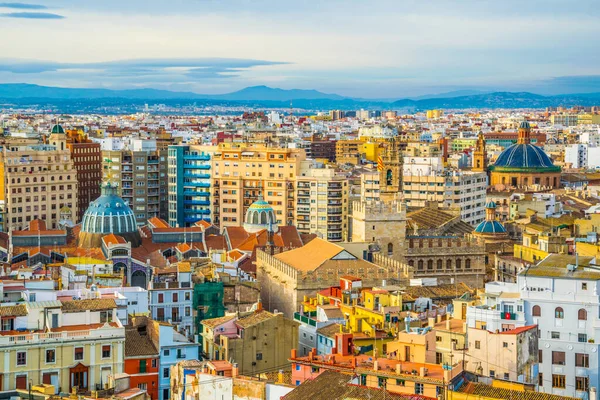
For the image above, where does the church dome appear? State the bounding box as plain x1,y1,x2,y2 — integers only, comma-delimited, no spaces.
51,124,65,134
78,183,141,248
243,197,278,234
519,121,531,130
490,143,559,171
474,220,507,234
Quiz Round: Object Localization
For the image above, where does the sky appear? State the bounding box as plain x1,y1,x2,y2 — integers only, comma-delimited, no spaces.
1,0,600,98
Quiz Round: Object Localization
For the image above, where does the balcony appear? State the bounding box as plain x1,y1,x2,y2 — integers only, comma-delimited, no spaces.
185,200,211,206
294,312,317,327
184,154,211,161
148,159,159,164
185,209,211,215
184,173,210,179
184,164,211,170
298,191,310,197
2,327,123,345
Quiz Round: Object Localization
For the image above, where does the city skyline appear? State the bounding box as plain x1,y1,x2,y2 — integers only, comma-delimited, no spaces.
2,0,600,98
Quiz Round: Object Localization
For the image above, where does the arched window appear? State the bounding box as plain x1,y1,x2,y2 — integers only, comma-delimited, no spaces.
456,240,461,247
419,240,423,248
465,259,471,269
260,211,267,225
578,309,587,321
437,259,443,270
428,239,433,248
456,259,462,269
409,239,414,248
408,260,414,268
532,305,541,317
555,307,564,319
438,239,442,247
427,260,433,270
417,260,423,270
386,169,393,186
387,243,393,256
446,259,452,269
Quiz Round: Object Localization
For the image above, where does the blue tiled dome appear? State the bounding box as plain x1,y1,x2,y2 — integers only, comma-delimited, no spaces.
474,220,506,234
244,197,278,233
485,201,497,209
491,144,557,170
519,121,531,130
81,184,137,235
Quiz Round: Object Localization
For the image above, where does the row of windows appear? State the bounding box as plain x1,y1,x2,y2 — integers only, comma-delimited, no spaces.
410,258,472,270
10,176,72,184
157,292,191,303
532,305,587,320
16,345,110,366
541,373,588,391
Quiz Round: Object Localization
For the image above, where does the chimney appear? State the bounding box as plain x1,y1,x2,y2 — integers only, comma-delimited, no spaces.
232,363,239,378
256,301,263,312
436,314,443,323
396,364,401,375
428,317,435,327
351,357,358,368
373,360,379,371
310,348,317,359
446,318,451,330
291,349,297,359
420,367,427,377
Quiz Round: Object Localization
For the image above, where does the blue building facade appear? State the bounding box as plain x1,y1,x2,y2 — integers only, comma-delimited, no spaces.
168,145,213,227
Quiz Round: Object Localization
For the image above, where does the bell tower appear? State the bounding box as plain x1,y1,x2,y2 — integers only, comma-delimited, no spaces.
473,132,487,172
378,137,403,202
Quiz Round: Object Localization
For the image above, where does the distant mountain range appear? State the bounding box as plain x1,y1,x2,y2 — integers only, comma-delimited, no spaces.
0,83,346,101
1,83,600,110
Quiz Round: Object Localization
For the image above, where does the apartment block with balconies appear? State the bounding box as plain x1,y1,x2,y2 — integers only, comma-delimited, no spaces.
296,162,349,242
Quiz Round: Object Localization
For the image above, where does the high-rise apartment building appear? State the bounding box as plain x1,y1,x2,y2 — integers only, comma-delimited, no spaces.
403,156,487,226
65,129,102,222
168,145,213,228
168,143,305,228
0,125,78,231
103,139,168,225
295,162,349,242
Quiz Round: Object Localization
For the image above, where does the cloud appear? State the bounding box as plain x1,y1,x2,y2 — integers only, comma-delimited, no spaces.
0,2,47,9
0,11,64,18
0,58,290,92
0,58,287,74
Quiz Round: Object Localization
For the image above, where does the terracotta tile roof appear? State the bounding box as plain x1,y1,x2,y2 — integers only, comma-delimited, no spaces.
224,227,251,249
205,235,228,252
148,217,170,229
125,328,159,357
403,283,474,301
201,314,236,329
61,298,117,313
459,381,578,400
102,233,127,246
236,310,277,329
316,323,342,338
497,325,538,335
176,243,192,253
227,249,245,261
282,370,413,400
273,238,344,272
0,304,28,317
278,225,304,248
194,220,212,229
30,219,47,231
